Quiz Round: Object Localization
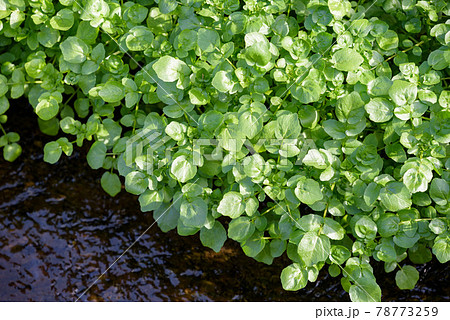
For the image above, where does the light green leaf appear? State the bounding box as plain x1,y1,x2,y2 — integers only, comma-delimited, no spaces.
354,216,377,240
380,182,412,212
275,112,301,139
212,70,234,93
180,197,208,228
298,231,330,266
125,171,149,195
429,178,449,206
241,231,266,257
395,265,419,290
50,8,74,31
99,81,125,103
336,92,365,124
302,149,327,169
323,218,345,240
388,80,417,106
228,216,255,242
217,191,245,218
333,48,364,72
126,26,154,51
59,36,89,64
295,179,323,205
349,277,381,302
36,98,59,121
3,143,22,162
365,98,394,123
152,55,190,82
138,189,163,212
432,236,450,263
330,245,351,265
197,28,220,53
280,263,308,291
171,155,197,183
159,0,178,14
43,141,62,164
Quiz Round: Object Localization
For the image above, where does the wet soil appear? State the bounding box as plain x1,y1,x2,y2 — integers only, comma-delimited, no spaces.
0,105,448,301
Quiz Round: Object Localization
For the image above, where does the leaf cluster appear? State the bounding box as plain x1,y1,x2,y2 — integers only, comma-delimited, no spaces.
1,0,450,301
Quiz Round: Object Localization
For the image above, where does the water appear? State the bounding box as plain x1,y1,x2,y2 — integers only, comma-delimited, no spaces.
0,105,448,301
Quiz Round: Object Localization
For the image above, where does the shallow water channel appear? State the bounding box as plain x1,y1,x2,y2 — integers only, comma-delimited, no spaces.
0,105,448,301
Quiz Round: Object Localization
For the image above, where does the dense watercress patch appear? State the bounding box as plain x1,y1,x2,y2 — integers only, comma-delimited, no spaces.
1,0,449,302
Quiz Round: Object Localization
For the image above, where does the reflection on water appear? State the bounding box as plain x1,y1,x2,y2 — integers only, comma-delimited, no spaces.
0,106,448,301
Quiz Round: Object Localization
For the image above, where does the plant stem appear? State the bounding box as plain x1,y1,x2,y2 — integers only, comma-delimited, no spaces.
0,123,6,135
370,40,425,71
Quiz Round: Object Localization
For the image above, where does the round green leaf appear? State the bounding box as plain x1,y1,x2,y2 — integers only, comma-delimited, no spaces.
217,191,245,218
297,231,330,266
280,263,308,291
395,265,419,290
59,36,89,64
171,155,197,183
200,221,227,252
43,141,62,164
332,48,364,72
180,198,207,228
101,172,122,197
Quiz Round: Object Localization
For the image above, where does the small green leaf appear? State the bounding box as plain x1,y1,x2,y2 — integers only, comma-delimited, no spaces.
212,70,234,93
159,0,178,14
197,28,220,53
365,98,394,123
50,8,74,31
295,179,323,205
60,36,89,64
3,143,22,162
217,191,245,218
330,245,351,265
125,171,149,195
180,198,207,228
432,236,450,263
349,277,381,302
281,263,308,291
101,172,122,197
297,231,330,266
86,141,107,170
171,155,197,183
380,182,412,212
323,218,345,240
200,221,227,252
36,98,59,121
241,231,265,257
395,265,419,290
388,80,417,106
332,48,364,72
139,189,163,212
228,216,255,242
429,178,449,206
43,141,62,164
152,55,189,82
99,81,125,103
354,216,378,240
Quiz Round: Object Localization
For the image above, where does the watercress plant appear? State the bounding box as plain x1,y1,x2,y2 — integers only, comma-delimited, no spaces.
0,0,449,302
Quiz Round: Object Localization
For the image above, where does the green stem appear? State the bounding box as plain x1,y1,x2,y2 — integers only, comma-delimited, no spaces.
370,40,425,71
132,102,139,134
65,88,79,105
0,123,7,135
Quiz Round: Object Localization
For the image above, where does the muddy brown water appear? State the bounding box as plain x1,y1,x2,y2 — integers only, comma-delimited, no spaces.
0,105,448,301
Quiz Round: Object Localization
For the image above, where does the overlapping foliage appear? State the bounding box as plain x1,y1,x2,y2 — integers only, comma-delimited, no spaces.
0,0,450,301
